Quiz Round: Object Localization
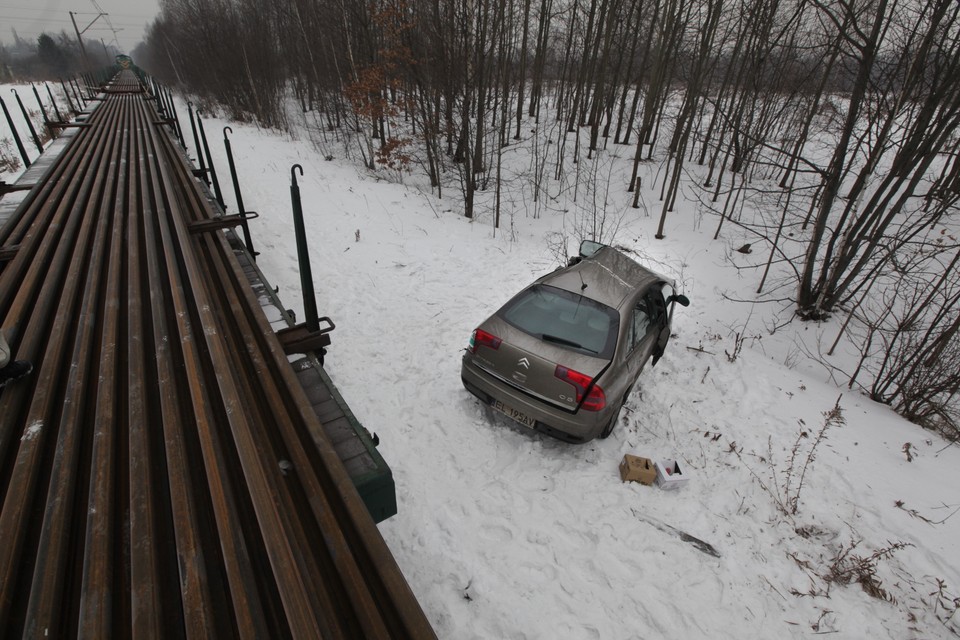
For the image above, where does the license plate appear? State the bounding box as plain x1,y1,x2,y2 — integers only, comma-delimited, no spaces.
492,399,536,429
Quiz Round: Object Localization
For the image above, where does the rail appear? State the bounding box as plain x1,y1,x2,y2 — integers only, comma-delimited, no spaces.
0,70,435,639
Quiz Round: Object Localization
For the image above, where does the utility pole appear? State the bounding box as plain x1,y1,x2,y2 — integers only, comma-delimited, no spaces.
70,10,107,71
70,12,90,70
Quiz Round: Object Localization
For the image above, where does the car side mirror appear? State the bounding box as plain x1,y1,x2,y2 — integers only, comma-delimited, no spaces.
578,239,606,259
667,294,690,307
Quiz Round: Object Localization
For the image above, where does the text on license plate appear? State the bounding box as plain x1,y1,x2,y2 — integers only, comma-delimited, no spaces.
492,399,536,428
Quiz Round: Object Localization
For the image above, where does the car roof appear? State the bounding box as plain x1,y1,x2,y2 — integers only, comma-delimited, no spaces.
541,246,663,310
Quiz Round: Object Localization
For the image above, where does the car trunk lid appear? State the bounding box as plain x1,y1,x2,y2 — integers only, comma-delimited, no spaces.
472,318,609,412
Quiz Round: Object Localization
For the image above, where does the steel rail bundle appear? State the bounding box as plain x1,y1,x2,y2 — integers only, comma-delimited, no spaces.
0,70,436,639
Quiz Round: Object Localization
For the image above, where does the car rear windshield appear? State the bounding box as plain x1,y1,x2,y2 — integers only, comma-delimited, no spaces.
499,284,619,359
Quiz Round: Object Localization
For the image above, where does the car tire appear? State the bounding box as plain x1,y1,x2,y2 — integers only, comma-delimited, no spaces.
599,385,634,439
599,400,623,439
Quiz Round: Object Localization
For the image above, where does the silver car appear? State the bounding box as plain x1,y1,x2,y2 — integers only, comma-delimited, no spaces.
461,241,689,443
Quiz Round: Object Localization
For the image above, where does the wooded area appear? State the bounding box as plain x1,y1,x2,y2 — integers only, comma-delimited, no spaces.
135,0,960,433
1,32,119,81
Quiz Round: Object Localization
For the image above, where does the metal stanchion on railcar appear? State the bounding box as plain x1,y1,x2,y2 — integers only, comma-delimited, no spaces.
59,79,77,116
277,164,335,361
186,102,209,186
11,89,43,153
0,96,31,169
81,73,95,100
289,164,319,332
166,87,185,148
222,126,258,258
30,86,53,139
45,84,64,123
196,110,225,210
150,79,165,118
70,77,85,109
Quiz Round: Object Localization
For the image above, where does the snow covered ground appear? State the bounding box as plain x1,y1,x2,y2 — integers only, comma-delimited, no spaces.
3,86,960,638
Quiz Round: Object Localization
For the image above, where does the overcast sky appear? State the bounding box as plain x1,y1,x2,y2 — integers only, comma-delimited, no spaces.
1,0,160,53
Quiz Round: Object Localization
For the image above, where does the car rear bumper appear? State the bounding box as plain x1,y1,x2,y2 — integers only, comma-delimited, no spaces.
461,354,607,443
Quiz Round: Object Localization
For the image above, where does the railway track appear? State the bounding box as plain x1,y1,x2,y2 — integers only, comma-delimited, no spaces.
0,70,436,639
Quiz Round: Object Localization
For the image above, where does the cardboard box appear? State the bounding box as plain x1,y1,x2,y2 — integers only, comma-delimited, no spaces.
619,454,657,485
654,459,690,490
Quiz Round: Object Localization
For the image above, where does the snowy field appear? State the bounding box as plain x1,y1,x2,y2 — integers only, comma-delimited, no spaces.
3,86,960,638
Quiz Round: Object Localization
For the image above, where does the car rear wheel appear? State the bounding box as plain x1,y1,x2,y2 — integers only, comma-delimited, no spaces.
599,400,624,439
599,386,634,439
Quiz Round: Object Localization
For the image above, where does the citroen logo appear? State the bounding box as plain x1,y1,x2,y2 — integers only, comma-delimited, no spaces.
517,357,530,369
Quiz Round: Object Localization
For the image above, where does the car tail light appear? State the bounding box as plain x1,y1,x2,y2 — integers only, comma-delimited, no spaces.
555,365,606,411
469,329,502,354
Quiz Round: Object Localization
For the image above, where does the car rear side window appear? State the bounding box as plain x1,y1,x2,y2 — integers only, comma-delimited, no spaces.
499,285,619,358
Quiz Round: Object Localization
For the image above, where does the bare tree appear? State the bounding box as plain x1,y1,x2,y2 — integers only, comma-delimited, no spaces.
797,0,960,318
